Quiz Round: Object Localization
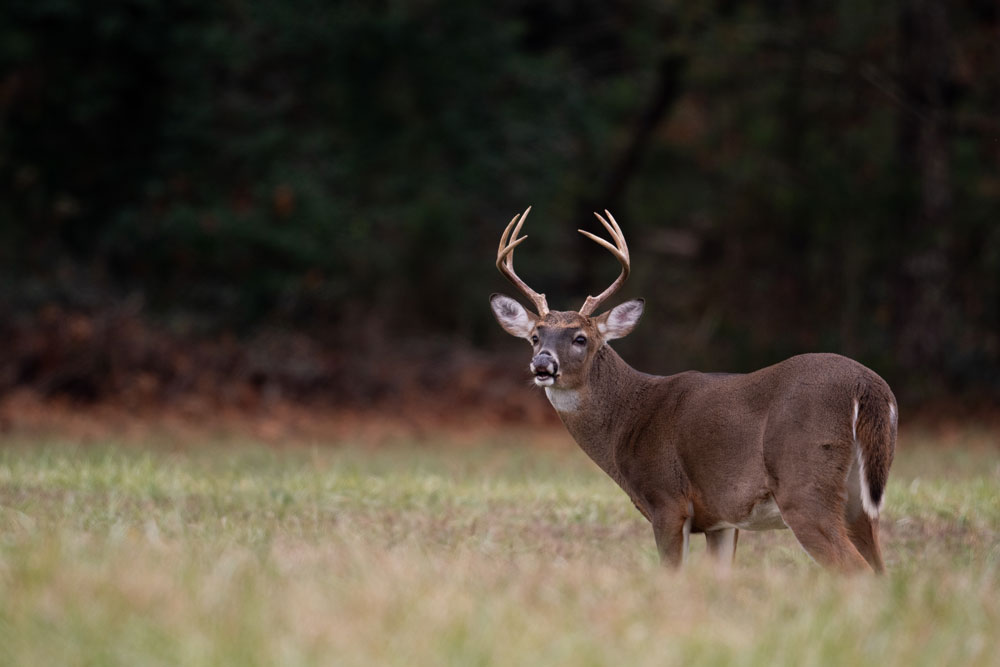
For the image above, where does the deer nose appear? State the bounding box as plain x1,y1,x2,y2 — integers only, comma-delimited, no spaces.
530,353,558,377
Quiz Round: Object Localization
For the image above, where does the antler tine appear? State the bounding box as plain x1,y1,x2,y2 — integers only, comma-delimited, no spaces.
495,206,549,315
577,210,631,316
497,210,523,257
602,209,626,245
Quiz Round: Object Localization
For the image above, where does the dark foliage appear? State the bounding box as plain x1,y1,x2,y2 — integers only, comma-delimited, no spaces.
1,0,997,403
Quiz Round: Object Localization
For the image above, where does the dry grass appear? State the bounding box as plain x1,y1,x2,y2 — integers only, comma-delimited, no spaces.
0,428,998,666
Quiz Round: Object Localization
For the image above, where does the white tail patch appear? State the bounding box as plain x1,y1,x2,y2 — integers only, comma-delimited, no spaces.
889,401,897,426
856,446,880,519
852,399,880,519
854,447,880,521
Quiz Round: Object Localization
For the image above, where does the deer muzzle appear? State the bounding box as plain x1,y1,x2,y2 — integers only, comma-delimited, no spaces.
530,352,559,386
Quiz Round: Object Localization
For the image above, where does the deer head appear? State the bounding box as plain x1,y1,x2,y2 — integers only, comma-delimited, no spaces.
490,207,644,389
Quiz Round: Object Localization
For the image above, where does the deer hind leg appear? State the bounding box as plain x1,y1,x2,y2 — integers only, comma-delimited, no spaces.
844,456,886,572
846,512,885,573
705,528,738,569
768,445,871,572
773,483,871,573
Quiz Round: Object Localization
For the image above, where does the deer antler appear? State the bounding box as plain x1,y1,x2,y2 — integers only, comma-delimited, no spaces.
496,206,549,315
578,210,630,316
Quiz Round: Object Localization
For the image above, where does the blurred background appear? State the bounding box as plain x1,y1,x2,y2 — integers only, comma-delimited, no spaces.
0,0,997,433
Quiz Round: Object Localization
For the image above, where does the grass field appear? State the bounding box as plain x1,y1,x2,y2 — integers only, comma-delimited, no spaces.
0,428,998,666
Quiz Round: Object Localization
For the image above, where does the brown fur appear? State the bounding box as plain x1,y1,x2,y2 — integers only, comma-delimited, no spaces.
847,513,885,573
492,305,898,573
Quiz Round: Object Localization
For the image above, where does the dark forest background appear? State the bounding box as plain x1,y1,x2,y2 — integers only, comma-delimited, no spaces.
1,0,998,416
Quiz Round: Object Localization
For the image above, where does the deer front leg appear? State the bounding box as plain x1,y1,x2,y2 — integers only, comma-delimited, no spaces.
706,528,738,569
650,502,692,567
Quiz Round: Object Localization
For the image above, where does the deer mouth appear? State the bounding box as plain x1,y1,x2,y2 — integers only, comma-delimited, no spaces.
533,370,557,387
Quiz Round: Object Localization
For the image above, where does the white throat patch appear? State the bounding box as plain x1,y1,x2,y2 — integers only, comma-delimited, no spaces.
544,387,580,413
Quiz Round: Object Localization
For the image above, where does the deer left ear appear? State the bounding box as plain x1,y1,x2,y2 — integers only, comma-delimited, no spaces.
596,299,644,341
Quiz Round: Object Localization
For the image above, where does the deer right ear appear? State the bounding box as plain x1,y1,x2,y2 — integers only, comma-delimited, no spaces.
490,293,538,339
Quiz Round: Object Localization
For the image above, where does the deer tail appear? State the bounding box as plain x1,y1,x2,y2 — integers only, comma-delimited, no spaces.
851,380,898,519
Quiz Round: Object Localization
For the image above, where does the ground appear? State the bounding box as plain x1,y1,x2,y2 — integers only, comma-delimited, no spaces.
0,423,997,666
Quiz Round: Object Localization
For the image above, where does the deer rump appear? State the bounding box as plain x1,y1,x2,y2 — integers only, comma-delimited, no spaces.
627,353,897,537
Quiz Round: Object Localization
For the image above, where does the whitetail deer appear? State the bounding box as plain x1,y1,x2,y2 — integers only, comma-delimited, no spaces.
490,207,897,572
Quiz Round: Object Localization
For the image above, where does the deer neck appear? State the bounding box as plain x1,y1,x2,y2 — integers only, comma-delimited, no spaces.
544,344,653,484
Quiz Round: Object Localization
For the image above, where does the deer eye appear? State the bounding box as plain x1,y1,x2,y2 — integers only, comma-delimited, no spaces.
573,335,587,346
531,335,539,344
